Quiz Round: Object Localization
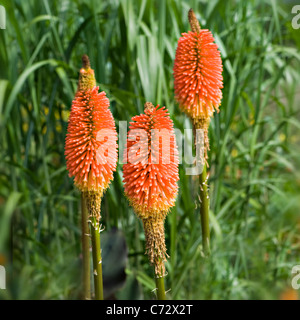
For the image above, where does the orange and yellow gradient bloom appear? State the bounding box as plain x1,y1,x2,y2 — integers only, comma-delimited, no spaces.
123,102,179,276
65,55,117,221
173,9,223,122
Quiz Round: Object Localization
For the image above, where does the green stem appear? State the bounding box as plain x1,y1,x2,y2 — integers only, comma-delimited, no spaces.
90,217,104,300
155,274,166,300
193,123,211,256
81,193,91,300
199,164,210,255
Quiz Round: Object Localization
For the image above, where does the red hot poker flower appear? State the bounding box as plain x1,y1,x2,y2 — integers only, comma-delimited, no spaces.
123,102,179,276
173,10,223,122
65,55,117,221
65,87,117,192
123,103,179,218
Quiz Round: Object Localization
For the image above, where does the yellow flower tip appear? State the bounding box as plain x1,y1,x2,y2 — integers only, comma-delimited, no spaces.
144,101,155,112
77,55,96,91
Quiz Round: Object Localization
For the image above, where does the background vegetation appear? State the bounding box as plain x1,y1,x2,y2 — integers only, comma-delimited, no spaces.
0,0,299,300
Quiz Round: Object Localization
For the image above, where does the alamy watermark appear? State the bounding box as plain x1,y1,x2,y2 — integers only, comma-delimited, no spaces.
0,5,6,30
0,265,5,289
95,122,206,176
291,265,300,290
292,5,300,29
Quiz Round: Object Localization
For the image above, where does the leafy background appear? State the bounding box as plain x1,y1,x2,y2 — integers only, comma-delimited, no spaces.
0,0,299,300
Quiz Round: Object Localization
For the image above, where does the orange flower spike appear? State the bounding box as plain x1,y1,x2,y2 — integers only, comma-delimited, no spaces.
173,9,223,122
123,102,179,276
174,9,223,164
65,55,118,221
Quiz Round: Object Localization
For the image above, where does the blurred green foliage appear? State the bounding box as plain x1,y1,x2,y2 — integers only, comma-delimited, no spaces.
0,0,299,300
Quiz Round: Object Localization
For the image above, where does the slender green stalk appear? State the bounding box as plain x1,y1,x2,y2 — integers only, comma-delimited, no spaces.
81,193,91,300
155,275,166,300
193,124,211,256
90,217,104,300
199,164,210,255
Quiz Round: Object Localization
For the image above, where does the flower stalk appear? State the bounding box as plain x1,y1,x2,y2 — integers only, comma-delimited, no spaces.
90,216,104,300
155,273,166,300
123,102,179,299
65,55,117,300
193,117,211,255
81,193,91,299
198,163,210,255
173,9,223,255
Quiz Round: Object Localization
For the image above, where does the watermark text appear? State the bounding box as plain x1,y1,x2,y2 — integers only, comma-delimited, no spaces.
0,5,6,30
